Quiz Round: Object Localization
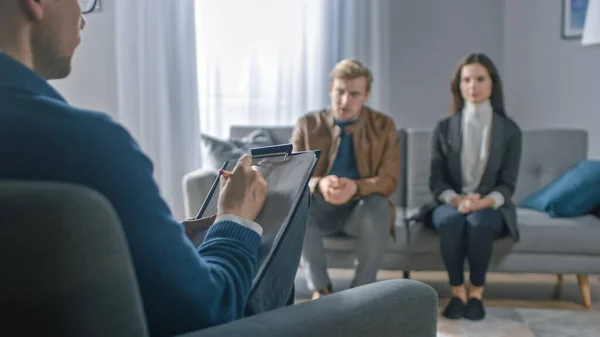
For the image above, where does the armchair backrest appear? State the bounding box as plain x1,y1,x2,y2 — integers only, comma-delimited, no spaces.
0,181,148,337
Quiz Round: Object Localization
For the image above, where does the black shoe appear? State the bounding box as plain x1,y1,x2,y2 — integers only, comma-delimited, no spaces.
311,283,333,300
464,298,486,321
442,297,465,320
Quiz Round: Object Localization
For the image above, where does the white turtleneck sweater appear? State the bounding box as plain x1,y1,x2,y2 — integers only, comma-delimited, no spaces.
439,100,504,209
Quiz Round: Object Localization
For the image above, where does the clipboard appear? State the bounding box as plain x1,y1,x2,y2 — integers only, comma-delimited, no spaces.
193,143,321,310
194,143,313,220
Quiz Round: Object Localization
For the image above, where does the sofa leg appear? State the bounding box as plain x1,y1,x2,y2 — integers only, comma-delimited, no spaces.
576,274,592,309
552,273,564,299
403,271,410,279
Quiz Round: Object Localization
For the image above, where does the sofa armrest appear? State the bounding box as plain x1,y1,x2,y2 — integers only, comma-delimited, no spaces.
182,168,218,218
178,279,438,337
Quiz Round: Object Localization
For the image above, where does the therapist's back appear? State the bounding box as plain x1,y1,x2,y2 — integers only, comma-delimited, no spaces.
0,1,269,336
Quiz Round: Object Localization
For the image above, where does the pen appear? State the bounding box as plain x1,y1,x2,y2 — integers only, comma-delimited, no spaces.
219,169,232,178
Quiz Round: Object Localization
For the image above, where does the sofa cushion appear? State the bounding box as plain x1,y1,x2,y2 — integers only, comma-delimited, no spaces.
321,207,408,252
230,126,293,145
322,226,408,253
512,129,588,204
200,128,275,170
406,207,600,255
405,130,432,209
520,160,600,217
513,208,600,254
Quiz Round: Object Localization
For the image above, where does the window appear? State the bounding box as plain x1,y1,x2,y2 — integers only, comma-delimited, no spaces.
195,0,313,138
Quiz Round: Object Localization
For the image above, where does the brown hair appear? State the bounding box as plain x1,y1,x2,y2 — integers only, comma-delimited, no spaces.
330,58,373,91
450,53,506,116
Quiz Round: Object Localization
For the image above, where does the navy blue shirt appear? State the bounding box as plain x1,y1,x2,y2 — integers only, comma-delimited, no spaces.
328,119,360,180
0,52,261,337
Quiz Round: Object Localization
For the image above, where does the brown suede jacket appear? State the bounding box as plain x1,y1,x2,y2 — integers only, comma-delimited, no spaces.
290,106,400,237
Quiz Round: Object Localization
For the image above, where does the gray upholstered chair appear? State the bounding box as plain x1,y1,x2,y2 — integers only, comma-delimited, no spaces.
0,181,438,337
0,181,148,337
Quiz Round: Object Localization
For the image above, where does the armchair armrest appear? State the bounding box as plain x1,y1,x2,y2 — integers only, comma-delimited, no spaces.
178,279,438,337
182,168,218,218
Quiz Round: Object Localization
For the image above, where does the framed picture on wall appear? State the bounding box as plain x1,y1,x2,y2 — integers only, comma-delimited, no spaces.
562,0,589,39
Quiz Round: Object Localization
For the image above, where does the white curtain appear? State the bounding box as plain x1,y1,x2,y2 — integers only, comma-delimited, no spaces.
582,0,600,46
114,0,200,221
324,0,392,116
195,0,392,139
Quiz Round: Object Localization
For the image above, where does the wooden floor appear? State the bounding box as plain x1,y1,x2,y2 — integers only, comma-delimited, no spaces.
294,270,600,336
402,271,600,311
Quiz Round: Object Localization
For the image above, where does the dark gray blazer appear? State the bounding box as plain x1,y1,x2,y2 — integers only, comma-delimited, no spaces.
417,111,523,241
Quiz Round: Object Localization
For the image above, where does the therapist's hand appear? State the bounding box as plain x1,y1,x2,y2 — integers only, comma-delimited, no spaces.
182,214,217,240
218,154,268,221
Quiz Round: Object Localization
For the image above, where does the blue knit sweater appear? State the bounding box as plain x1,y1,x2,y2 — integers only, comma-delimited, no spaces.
0,52,260,337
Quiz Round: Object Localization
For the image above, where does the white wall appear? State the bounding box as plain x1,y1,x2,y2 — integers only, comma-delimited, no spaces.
388,0,506,128
50,0,118,119
388,0,600,158
504,0,600,158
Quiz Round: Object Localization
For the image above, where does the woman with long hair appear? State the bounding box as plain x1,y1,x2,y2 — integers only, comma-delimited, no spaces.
427,53,522,320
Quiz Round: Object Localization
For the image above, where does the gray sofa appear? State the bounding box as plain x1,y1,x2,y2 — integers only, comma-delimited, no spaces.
183,126,600,308
1,181,438,337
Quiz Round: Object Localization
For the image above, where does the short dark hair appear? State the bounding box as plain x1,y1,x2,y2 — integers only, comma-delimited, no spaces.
450,53,506,116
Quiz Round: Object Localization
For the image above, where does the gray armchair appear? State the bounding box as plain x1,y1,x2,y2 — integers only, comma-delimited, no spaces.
0,181,148,337
183,278,439,337
0,181,438,337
